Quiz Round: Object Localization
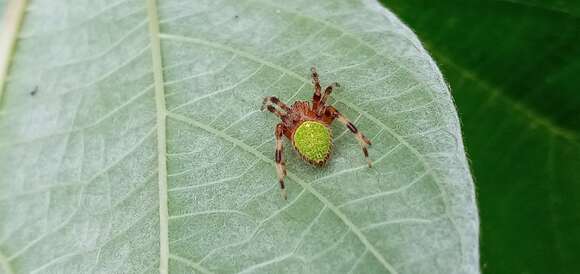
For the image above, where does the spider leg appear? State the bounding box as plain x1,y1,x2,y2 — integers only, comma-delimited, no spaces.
316,82,340,116
275,123,288,200
311,66,322,111
326,107,372,168
262,96,290,119
262,96,290,112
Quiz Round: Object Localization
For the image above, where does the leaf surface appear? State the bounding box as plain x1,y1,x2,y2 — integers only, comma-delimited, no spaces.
0,0,6,27
0,0,479,273
384,1,580,273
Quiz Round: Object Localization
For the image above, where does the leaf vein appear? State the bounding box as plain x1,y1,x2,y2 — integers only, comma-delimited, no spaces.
169,254,214,274
197,190,306,265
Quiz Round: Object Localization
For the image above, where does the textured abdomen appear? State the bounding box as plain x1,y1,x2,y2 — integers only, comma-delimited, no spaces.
292,120,332,166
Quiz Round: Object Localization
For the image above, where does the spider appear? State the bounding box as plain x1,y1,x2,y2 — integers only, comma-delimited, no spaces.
261,67,372,199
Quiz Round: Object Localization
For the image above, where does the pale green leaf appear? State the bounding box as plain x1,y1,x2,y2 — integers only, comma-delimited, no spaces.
0,0,479,273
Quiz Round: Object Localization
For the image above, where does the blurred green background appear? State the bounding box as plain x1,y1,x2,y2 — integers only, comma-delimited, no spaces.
382,1,580,273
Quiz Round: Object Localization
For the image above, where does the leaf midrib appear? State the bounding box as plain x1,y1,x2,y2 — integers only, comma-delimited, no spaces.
146,0,170,273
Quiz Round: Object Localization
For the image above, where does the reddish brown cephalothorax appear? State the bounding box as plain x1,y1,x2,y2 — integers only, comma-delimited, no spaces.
262,67,372,199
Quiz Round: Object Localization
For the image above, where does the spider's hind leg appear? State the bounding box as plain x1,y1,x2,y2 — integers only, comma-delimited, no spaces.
274,123,288,199
326,107,372,167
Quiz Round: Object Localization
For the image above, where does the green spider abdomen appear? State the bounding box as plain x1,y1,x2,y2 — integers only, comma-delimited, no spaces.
292,121,332,165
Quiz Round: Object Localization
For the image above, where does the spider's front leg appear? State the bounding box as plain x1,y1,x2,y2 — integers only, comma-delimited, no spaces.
316,82,340,116
326,107,373,168
311,67,322,111
262,96,290,118
275,123,288,200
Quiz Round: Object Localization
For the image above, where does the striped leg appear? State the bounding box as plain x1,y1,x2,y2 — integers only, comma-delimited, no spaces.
275,123,288,200
262,96,290,118
311,66,322,111
327,107,372,167
316,82,340,116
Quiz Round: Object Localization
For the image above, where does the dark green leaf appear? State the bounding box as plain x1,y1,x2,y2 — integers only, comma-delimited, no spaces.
383,1,580,273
